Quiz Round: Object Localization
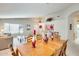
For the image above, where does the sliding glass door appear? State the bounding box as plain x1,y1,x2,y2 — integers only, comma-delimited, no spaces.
4,23,23,34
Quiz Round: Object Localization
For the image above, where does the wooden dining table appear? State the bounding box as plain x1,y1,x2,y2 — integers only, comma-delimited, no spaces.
17,38,65,56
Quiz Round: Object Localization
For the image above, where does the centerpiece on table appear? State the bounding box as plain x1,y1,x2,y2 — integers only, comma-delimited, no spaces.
50,24,54,40
51,32,54,40
43,33,48,43
32,29,36,48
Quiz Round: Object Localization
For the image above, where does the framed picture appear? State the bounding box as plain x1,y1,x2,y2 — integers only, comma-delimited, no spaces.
26,24,31,30
70,24,72,30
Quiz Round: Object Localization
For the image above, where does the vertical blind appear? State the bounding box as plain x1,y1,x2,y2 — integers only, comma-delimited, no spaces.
4,23,23,34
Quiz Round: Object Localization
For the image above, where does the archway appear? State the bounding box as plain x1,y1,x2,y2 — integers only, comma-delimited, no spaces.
68,11,79,44
67,10,79,56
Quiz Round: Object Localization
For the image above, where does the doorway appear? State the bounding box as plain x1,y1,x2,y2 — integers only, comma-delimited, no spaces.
67,11,79,55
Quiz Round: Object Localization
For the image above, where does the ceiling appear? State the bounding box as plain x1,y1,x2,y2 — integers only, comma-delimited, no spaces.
0,3,72,18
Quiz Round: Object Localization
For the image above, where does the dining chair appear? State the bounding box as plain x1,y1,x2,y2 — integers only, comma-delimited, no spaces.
52,48,62,56
27,35,33,42
9,44,18,56
36,34,42,40
52,40,68,56
60,40,68,56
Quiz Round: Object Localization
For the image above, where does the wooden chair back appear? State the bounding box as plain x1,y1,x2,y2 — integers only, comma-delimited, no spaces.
60,40,68,56
53,48,62,56
9,44,18,56
53,40,68,56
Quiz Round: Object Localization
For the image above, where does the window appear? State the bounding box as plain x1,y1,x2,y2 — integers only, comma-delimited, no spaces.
76,24,79,38
4,23,23,34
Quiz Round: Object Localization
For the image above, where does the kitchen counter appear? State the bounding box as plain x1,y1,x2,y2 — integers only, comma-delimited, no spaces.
0,35,13,50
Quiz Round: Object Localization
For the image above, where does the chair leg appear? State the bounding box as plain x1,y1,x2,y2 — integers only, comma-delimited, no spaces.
16,48,19,56
63,52,66,56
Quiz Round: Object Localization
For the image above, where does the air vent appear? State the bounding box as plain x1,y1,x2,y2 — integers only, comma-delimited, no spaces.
46,17,53,22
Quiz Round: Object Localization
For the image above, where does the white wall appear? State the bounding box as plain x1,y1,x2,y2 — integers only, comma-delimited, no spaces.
45,9,68,40
46,4,79,40
45,18,66,39
61,4,79,55
59,4,79,40
46,4,79,55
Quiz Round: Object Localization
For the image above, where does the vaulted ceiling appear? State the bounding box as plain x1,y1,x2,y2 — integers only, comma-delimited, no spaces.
0,3,73,18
